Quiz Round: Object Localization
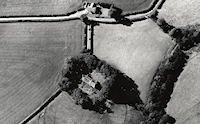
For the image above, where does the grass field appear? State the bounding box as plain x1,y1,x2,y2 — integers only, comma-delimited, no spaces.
166,52,200,124
0,0,82,16
158,0,200,27
84,0,154,14
93,19,174,102
28,92,144,124
0,20,83,124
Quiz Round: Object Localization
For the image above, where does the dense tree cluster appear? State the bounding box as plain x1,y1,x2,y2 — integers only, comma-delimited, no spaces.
59,52,142,113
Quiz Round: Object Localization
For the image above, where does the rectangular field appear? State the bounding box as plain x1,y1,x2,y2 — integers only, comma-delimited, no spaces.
0,20,83,124
93,19,174,102
0,0,82,16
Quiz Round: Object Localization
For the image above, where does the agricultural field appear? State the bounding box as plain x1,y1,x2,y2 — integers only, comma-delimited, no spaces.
84,0,154,14
0,20,83,124
166,52,200,124
28,92,144,124
93,19,175,102
0,0,82,16
158,0,200,27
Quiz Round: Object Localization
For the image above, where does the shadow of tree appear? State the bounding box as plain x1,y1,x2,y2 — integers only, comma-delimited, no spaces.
115,16,133,26
108,73,143,107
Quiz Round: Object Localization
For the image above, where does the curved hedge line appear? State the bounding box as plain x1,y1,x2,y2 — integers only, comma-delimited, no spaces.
142,17,200,124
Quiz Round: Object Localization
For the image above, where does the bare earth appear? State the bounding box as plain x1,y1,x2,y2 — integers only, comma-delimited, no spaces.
166,52,200,124
28,92,144,124
0,0,82,16
93,19,174,102
0,21,83,124
158,0,200,27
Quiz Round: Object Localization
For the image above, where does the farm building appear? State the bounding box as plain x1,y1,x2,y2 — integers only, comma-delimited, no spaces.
82,75,96,88
79,75,102,95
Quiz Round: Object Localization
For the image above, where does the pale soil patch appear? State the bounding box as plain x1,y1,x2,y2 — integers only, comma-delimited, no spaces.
0,0,82,16
158,0,200,27
28,92,144,124
84,0,154,14
166,52,200,124
93,19,174,102
0,21,83,124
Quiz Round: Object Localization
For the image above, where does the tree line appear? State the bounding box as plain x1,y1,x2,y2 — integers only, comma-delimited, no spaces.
140,15,200,124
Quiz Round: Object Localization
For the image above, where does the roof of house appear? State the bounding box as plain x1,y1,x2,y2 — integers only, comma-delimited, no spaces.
81,75,96,88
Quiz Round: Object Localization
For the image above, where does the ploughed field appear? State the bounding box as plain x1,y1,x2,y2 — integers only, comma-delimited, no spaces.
84,0,154,14
0,0,82,16
166,52,200,124
0,20,83,124
93,19,175,102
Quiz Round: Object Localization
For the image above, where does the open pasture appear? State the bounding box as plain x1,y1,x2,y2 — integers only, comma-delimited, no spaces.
93,19,174,102
0,20,83,124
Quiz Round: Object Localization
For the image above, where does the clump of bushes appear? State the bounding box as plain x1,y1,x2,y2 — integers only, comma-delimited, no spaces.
153,17,200,50
80,14,89,25
156,18,175,33
169,24,200,50
59,52,142,113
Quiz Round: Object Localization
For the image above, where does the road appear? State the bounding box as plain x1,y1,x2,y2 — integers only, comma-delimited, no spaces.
0,0,164,23
0,10,88,22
